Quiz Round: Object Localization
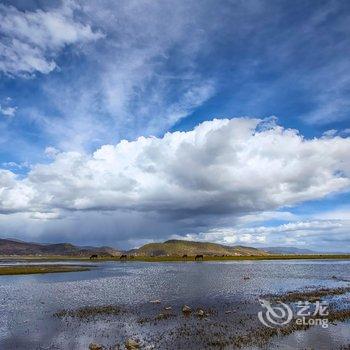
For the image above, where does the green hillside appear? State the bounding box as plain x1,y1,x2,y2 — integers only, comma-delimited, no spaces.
131,239,269,257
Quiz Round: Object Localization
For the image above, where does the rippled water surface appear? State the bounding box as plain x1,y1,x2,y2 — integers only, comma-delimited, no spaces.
0,260,349,349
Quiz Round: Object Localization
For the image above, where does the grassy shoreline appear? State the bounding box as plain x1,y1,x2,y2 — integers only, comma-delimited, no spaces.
0,264,91,275
1,254,350,263
130,254,350,262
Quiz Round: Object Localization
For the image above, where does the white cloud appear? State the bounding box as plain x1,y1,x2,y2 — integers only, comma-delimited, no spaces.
44,146,60,158
0,104,16,117
322,129,338,137
0,170,35,213
179,228,268,245
181,218,350,250
0,1,103,76
238,220,344,235
312,207,350,221
1,161,29,170
235,210,298,225
0,117,349,219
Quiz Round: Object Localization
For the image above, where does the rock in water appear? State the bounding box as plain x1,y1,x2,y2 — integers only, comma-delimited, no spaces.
197,309,205,317
125,339,140,349
89,343,102,350
150,299,161,304
182,305,191,313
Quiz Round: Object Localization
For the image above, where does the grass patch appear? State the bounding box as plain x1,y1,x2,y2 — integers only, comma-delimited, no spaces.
235,308,350,348
129,254,350,262
54,305,124,319
275,286,350,302
0,264,90,275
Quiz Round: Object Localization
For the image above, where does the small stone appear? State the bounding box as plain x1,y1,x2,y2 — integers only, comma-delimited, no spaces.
150,299,161,304
243,276,250,280
89,343,102,350
182,305,191,313
309,296,320,302
125,338,140,349
197,309,205,317
225,310,232,314
164,306,172,310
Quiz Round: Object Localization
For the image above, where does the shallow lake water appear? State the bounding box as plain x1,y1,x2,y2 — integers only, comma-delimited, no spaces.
0,259,349,349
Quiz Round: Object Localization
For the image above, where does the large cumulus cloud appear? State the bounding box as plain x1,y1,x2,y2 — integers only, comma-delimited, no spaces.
1,117,349,221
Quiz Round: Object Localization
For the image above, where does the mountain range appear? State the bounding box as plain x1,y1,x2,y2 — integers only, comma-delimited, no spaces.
261,246,318,254
0,238,121,257
1,238,337,257
0,238,268,257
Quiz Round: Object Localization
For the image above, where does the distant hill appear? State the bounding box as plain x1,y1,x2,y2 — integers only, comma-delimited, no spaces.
4,238,325,258
262,246,318,254
130,239,269,257
0,238,121,257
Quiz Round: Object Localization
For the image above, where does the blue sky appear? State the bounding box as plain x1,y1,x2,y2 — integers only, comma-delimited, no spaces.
0,0,349,250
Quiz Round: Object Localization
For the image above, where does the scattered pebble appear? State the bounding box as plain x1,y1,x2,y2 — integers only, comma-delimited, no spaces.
89,343,102,350
150,299,161,304
196,309,205,317
182,305,191,313
125,338,140,349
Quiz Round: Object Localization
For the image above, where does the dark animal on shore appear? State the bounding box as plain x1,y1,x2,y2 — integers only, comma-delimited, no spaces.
182,254,188,260
129,255,135,259
195,254,204,261
90,254,98,260
120,254,127,261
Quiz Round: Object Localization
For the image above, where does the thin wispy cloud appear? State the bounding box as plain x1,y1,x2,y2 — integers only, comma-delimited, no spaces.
0,1,103,76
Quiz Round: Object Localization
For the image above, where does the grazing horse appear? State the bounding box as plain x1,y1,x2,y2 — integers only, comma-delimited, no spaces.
120,254,127,261
195,254,204,261
182,254,188,261
90,254,98,260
